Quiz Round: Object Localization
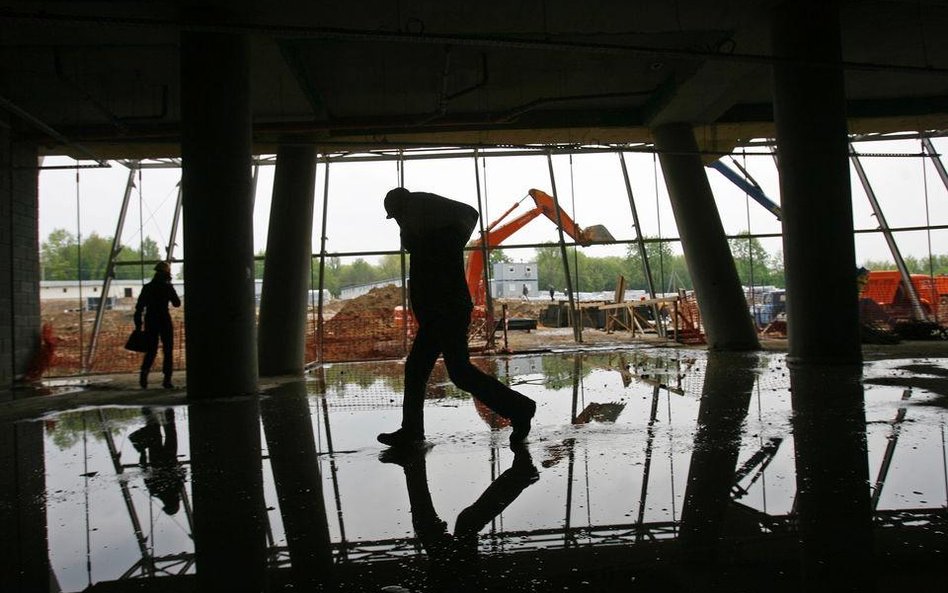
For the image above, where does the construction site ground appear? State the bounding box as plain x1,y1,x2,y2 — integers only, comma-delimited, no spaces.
28,284,948,403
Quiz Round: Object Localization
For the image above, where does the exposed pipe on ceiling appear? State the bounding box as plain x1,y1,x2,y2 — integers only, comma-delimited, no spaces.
0,94,108,165
3,8,948,77
53,48,170,130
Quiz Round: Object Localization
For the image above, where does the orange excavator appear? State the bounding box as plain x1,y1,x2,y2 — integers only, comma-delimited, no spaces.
464,188,614,308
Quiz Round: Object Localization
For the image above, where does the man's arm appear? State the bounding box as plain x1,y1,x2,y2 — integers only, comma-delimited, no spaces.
169,285,181,308
134,286,147,329
399,193,478,246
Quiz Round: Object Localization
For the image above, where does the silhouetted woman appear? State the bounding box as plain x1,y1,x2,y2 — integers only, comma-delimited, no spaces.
134,261,181,389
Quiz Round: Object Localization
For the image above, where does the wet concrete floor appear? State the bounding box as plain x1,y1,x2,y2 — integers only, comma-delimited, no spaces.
2,346,947,592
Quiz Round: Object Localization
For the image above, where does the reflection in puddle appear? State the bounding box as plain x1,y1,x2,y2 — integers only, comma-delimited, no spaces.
5,350,947,591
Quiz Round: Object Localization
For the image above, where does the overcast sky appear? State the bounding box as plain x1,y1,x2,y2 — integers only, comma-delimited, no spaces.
37,137,948,274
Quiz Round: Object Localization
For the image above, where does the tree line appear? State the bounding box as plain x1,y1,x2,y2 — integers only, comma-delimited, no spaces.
43,229,946,295
41,229,161,281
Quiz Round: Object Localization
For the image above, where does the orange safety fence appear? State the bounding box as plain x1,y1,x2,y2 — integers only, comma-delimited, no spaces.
39,284,714,378
40,298,187,377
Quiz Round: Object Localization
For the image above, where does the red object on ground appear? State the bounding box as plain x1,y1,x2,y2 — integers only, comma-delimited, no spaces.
24,323,60,381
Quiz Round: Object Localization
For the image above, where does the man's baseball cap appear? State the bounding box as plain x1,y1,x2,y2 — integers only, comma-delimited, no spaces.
384,187,410,219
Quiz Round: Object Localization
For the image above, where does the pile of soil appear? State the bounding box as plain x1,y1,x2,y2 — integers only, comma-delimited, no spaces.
320,285,410,361
336,284,405,314
496,299,545,319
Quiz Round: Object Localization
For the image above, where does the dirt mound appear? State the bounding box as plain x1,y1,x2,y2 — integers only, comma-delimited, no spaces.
498,299,543,319
318,285,410,361
337,284,404,314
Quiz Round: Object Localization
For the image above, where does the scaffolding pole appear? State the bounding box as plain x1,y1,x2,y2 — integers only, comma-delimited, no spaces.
397,153,410,355
473,149,496,347
98,410,155,576
164,182,183,261
850,144,930,322
546,152,581,342
85,165,137,370
921,137,948,193
619,152,664,337
316,159,331,363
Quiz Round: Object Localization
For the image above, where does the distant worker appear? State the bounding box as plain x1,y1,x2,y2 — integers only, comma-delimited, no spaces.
134,261,181,389
548,286,555,302
379,188,536,447
521,283,529,301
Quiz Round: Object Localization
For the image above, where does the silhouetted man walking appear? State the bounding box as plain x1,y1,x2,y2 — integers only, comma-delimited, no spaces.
378,188,536,447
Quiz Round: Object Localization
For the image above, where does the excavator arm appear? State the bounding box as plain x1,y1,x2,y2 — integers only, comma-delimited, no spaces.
465,189,614,307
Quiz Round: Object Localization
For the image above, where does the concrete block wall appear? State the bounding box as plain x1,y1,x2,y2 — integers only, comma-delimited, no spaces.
0,120,40,391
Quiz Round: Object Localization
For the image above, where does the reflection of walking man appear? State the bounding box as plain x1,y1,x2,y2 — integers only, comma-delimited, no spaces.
382,444,539,589
378,188,536,447
135,261,180,389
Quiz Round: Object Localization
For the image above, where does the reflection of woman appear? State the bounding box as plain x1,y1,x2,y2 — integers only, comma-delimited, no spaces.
129,408,185,515
134,261,181,389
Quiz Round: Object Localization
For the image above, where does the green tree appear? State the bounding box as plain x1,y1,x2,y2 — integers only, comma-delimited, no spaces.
728,231,784,288
489,248,513,265
863,253,948,276
377,253,404,280
536,244,566,292
622,238,696,293
114,237,160,279
253,250,266,280
41,228,79,280
41,229,162,281
344,258,377,286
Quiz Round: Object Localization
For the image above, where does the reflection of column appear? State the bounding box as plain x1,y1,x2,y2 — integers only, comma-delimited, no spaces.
0,421,48,592
790,364,873,591
260,382,333,588
189,398,267,592
679,352,757,553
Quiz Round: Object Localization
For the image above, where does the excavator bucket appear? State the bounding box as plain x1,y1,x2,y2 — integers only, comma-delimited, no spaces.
581,224,615,243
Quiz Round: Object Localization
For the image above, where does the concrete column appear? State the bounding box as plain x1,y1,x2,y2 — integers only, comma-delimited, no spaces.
0,121,40,392
772,1,861,365
258,146,318,376
0,122,12,391
190,398,267,592
181,32,257,395
653,123,760,350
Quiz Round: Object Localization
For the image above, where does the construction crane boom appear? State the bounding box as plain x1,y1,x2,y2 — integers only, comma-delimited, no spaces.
465,188,613,307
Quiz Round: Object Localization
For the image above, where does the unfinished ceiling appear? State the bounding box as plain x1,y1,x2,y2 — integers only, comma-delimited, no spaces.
2,1,948,158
